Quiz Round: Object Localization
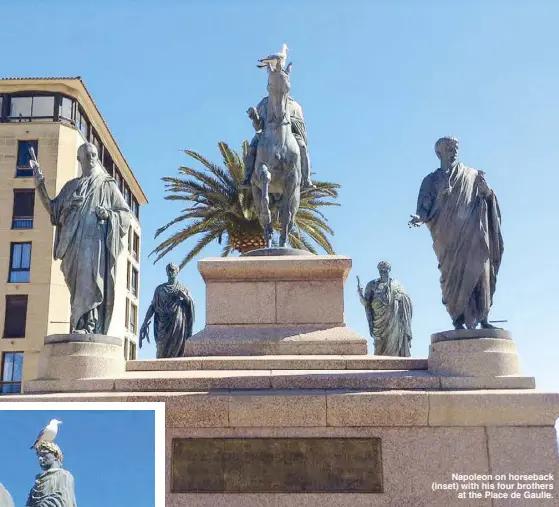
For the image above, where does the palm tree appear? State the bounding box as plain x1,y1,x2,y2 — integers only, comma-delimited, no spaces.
151,141,340,268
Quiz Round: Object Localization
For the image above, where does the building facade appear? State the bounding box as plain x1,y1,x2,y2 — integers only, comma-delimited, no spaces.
0,77,147,394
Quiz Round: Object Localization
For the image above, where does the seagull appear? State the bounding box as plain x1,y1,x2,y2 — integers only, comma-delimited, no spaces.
257,43,288,71
30,419,62,449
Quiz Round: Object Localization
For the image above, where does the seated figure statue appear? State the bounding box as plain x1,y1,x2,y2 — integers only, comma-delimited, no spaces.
26,441,77,507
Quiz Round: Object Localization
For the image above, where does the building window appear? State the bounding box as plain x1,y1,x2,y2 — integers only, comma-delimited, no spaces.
130,266,139,297
132,232,140,261
124,338,129,360
12,189,35,229
103,150,114,176
9,243,32,283
60,96,74,121
1,352,23,394
9,96,55,121
128,227,133,254
123,185,131,208
125,299,129,330
129,341,137,360
31,96,56,117
9,96,32,120
76,107,89,139
4,295,28,338
131,198,139,219
16,140,38,177
129,302,137,335
92,133,102,159
115,170,124,194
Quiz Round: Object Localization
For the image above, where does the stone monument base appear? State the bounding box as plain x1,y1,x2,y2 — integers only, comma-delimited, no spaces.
13,350,559,507
28,334,124,389
9,255,559,506
184,324,366,356
429,329,521,377
186,255,368,356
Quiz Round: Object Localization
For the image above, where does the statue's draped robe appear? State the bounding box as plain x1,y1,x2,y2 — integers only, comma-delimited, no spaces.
151,282,195,358
416,163,503,328
51,169,130,334
25,469,77,507
256,96,308,146
0,483,14,507
364,279,413,357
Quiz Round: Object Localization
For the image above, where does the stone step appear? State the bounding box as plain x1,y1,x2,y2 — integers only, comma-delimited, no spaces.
9,389,558,428
115,369,440,391
24,372,535,394
126,355,428,372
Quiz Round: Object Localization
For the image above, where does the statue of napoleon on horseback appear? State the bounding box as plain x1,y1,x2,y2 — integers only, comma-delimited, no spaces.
242,44,314,248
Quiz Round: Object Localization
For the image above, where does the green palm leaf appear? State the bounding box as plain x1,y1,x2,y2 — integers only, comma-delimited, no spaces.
151,141,340,265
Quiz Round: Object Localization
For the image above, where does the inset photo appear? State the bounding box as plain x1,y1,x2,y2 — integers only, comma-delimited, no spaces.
0,403,163,507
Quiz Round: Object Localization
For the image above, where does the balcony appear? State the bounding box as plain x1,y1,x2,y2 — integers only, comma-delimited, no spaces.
12,216,33,229
0,381,22,394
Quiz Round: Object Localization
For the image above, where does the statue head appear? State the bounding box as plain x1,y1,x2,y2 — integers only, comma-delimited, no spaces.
377,261,391,281
77,142,99,174
166,263,179,283
36,441,63,470
434,136,459,164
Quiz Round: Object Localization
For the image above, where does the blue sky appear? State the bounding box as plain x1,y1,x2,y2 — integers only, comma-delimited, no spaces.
0,409,156,507
1,1,558,391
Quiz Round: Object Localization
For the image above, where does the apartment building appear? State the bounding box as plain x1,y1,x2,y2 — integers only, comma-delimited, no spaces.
0,77,148,394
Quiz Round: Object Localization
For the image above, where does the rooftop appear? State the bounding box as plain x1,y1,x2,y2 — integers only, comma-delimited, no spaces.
0,76,148,204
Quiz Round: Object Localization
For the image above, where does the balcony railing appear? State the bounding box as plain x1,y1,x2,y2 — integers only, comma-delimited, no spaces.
12,217,33,229
9,270,30,283
0,382,22,394
16,167,34,177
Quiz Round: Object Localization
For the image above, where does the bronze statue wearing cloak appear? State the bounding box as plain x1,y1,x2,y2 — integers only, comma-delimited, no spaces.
26,441,77,507
140,263,195,358
409,137,504,330
31,142,131,335
358,261,413,357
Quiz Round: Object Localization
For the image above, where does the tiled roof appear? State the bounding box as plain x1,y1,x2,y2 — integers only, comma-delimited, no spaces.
0,76,82,80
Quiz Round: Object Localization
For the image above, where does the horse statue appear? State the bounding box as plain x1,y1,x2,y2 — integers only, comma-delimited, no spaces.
250,63,302,248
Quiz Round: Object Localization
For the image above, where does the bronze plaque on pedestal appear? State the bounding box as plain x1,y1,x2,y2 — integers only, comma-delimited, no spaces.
171,438,383,493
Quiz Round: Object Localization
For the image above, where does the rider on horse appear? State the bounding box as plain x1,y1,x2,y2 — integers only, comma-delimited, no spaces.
242,95,314,189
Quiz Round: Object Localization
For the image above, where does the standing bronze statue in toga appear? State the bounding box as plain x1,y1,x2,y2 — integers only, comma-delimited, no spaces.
409,137,504,330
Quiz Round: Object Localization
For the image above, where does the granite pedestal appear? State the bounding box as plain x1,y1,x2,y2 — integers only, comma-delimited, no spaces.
184,255,368,356
10,258,559,507
26,334,125,392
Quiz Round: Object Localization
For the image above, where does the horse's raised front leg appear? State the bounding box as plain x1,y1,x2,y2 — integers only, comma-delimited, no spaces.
252,163,273,248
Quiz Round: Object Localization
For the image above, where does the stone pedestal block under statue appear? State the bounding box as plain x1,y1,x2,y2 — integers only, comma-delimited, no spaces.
184,255,368,356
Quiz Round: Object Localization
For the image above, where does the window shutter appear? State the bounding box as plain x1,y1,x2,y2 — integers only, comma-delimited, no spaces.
13,190,35,217
4,295,28,338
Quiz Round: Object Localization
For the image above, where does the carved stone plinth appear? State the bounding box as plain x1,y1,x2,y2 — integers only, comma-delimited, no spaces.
32,334,125,383
184,255,368,356
428,329,521,377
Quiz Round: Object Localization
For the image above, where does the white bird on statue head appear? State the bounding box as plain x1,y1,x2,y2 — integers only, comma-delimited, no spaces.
257,43,289,71
30,419,62,450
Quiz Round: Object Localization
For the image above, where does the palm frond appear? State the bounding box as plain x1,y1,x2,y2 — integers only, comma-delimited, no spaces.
177,229,222,269
152,141,340,265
